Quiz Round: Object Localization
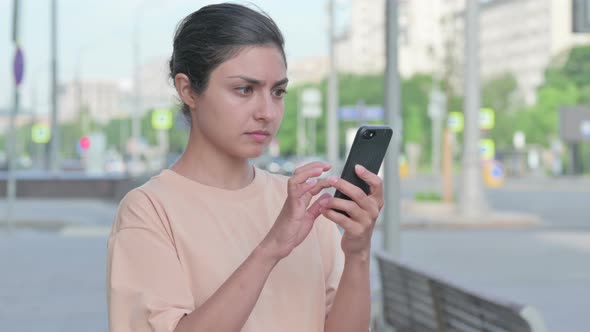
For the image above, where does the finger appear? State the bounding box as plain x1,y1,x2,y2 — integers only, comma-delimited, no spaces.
291,164,331,187
354,165,384,208
288,168,323,197
293,161,331,180
307,178,333,196
306,193,332,220
321,207,363,235
319,197,367,223
328,176,374,212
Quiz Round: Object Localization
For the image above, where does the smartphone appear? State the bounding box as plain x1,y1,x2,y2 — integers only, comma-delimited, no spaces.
334,125,393,202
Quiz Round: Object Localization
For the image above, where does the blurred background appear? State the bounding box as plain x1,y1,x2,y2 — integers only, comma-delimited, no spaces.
1,0,590,331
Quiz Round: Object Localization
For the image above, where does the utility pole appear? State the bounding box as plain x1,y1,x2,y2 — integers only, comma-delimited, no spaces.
327,0,339,169
131,4,147,169
49,0,60,173
6,0,23,227
383,0,402,257
459,0,487,218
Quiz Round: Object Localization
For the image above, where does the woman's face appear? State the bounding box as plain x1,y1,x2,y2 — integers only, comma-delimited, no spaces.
190,45,288,159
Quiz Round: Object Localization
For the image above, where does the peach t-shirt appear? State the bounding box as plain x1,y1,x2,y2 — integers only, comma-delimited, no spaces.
107,167,345,332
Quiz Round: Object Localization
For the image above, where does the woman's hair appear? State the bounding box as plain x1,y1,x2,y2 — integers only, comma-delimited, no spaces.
169,3,287,124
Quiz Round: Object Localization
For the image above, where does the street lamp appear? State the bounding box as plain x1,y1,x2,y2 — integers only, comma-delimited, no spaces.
130,1,150,170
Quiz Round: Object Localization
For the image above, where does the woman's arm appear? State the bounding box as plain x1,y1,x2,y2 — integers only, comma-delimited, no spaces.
174,245,278,332
320,165,385,332
324,253,371,332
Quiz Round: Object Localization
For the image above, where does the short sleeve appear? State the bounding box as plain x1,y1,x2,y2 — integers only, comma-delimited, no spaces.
316,216,345,316
107,189,195,332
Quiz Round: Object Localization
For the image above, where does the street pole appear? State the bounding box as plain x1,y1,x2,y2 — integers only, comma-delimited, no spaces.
429,86,446,177
297,90,305,157
49,0,60,173
131,5,146,169
6,0,22,227
383,0,402,258
459,0,487,218
327,0,339,168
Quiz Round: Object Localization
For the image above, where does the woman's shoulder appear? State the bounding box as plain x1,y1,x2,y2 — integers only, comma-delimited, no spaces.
113,171,175,231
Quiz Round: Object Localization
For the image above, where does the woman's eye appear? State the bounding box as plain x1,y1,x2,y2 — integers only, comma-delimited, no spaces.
236,86,253,95
273,88,288,98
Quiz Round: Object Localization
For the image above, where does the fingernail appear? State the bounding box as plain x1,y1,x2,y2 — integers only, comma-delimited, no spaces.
307,179,318,186
328,176,338,184
319,199,328,206
355,164,365,174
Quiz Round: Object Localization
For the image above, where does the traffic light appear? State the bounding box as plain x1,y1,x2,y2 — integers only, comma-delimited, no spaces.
79,136,91,150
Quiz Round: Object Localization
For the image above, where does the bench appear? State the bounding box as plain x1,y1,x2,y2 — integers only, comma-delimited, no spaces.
372,250,547,332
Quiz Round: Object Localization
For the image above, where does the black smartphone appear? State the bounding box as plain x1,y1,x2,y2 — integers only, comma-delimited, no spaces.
334,125,393,202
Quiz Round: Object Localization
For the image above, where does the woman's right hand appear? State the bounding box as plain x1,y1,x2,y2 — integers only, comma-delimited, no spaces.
259,161,333,260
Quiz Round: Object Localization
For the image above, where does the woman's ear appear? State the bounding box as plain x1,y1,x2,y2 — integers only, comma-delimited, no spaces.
175,73,198,111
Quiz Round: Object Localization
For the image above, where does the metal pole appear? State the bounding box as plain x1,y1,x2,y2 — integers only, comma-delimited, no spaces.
297,90,305,157
6,0,21,227
327,0,339,168
429,87,446,177
131,7,144,168
459,0,487,218
49,0,60,173
6,72,20,228
383,0,402,257
308,118,317,156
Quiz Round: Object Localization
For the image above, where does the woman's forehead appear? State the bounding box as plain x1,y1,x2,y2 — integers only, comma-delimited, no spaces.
214,46,287,80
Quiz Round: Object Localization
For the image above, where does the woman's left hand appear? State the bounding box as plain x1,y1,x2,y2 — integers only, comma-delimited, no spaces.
319,164,384,259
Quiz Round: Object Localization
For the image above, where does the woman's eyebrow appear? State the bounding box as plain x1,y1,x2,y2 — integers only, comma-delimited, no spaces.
227,75,289,87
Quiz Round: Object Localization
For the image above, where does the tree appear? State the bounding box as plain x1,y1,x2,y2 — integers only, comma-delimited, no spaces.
482,73,520,150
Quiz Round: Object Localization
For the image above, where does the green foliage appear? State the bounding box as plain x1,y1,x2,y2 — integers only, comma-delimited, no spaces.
563,45,590,87
414,191,442,202
277,73,433,158
486,44,590,150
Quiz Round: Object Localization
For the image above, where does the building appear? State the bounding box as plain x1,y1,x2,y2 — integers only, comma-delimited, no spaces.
332,0,466,78
479,0,590,104
59,80,124,125
58,57,177,126
287,56,329,85
137,57,177,111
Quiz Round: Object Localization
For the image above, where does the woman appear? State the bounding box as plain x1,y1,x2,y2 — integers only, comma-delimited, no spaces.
107,3,384,332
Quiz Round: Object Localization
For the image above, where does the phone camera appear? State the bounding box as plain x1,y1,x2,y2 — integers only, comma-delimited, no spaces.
363,130,376,139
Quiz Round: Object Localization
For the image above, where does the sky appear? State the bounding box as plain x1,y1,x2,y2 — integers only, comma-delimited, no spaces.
1,0,349,115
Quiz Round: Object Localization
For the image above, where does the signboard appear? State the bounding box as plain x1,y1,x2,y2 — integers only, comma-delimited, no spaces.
483,160,504,188
581,120,590,138
448,112,464,132
513,131,526,150
573,0,590,33
479,108,495,130
14,47,24,86
152,109,173,130
560,107,590,142
479,139,495,161
31,123,50,144
301,88,322,119
339,105,384,121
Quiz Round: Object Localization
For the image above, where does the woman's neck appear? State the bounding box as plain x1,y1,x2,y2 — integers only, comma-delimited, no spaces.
170,131,254,190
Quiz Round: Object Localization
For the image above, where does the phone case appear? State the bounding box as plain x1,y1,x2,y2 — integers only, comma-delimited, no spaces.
334,125,393,201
